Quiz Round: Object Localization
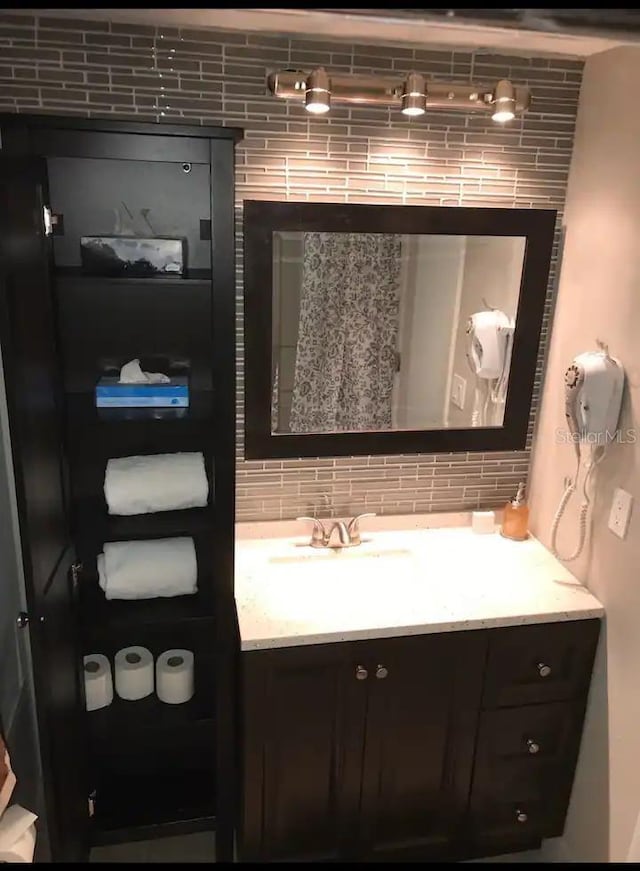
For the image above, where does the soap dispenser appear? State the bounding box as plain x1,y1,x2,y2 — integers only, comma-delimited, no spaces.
501,481,529,541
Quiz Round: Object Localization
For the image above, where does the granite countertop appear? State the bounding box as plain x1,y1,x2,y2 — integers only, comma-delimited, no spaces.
234,520,604,652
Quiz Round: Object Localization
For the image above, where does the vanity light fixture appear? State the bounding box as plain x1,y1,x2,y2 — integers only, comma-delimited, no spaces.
401,72,427,117
268,69,530,123
491,79,517,123
304,66,331,114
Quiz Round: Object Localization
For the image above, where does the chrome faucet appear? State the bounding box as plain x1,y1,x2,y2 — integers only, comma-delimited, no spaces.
297,513,376,548
330,520,351,547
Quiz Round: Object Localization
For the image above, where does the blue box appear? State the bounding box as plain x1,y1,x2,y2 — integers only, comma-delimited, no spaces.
95,376,189,408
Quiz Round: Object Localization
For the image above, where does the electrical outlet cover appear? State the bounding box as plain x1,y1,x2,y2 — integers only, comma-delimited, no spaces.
608,487,633,540
451,373,467,410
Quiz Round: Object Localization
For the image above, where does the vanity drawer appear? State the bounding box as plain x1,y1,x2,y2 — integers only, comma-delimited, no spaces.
468,796,549,844
469,701,585,839
482,619,600,708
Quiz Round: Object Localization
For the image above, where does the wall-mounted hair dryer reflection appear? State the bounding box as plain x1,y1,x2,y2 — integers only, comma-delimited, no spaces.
551,349,625,561
465,309,515,426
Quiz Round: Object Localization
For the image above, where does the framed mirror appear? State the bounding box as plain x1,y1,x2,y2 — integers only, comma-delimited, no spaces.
243,201,556,460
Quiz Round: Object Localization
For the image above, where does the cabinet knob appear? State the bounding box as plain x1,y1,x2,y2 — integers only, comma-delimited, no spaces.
375,665,388,680
355,665,368,681
526,738,540,755
516,809,528,824
537,662,552,678
16,612,29,629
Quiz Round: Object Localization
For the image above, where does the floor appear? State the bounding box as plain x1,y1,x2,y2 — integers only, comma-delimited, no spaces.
90,832,546,863
468,848,545,862
90,831,216,863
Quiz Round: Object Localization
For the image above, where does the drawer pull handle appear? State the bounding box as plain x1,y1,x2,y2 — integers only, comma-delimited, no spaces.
537,662,552,678
355,665,368,681
375,664,388,680
516,809,528,824
526,738,540,755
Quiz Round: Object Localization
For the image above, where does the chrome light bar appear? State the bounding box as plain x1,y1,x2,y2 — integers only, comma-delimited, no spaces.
268,69,531,118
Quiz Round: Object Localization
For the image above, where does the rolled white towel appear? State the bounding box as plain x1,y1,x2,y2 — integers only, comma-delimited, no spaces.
104,452,208,516
97,537,198,600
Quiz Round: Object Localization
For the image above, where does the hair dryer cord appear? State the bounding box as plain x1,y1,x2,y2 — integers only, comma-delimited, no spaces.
550,445,604,562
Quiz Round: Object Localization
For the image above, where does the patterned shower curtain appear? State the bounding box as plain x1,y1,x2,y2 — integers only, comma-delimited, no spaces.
289,233,402,433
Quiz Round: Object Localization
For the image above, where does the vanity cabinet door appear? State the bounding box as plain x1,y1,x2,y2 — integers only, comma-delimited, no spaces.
240,641,370,862
358,631,487,860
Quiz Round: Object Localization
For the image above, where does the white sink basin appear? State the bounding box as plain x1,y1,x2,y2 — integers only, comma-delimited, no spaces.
262,546,437,628
269,546,413,565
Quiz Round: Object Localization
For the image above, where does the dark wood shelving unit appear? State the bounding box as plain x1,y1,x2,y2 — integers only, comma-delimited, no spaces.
75,502,216,543
55,265,213,284
79,581,216,641
88,691,214,736
90,769,216,847
0,114,242,860
66,390,215,426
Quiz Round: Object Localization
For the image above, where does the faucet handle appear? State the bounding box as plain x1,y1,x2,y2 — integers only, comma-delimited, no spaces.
297,517,328,548
347,512,376,545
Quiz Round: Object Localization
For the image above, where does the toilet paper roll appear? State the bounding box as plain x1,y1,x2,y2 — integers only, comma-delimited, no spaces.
114,646,154,701
83,654,113,712
156,649,194,705
0,805,37,863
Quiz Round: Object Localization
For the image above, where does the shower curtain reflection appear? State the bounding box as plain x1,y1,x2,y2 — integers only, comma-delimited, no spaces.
289,232,402,433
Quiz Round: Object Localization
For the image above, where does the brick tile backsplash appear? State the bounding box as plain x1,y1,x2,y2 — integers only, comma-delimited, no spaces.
0,13,582,522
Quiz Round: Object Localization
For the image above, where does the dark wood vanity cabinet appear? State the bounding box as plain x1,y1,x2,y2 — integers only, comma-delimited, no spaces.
468,617,601,852
240,619,600,863
241,632,486,862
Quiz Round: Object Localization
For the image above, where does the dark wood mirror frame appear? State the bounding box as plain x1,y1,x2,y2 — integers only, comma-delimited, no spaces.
243,200,556,460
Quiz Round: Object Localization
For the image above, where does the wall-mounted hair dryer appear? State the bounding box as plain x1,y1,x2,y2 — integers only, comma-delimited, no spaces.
551,348,625,561
466,309,514,426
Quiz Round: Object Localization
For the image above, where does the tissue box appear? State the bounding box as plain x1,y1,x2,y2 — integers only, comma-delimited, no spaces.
80,236,185,278
95,376,189,408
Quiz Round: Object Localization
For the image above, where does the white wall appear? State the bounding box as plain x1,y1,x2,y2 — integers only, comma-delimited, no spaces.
394,235,465,429
529,46,640,863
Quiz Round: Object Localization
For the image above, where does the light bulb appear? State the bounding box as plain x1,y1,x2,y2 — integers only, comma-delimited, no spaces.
401,72,427,117
305,67,331,114
492,79,516,123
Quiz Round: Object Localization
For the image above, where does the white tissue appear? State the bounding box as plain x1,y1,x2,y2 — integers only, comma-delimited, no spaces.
114,646,154,701
0,805,37,863
156,649,195,705
98,537,198,600
119,358,170,384
83,654,113,712
104,452,208,516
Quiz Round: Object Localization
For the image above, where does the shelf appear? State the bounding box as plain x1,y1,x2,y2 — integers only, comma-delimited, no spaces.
88,693,214,740
90,769,216,847
73,502,215,550
55,266,212,285
66,390,215,426
79,578,215,637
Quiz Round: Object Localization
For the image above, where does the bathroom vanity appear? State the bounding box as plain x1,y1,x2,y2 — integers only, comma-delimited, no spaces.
235,523,603,862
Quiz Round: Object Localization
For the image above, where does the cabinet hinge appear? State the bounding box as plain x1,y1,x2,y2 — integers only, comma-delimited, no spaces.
42,206,53,236
71,562,83,587
42,207,64,237
394,350,401,373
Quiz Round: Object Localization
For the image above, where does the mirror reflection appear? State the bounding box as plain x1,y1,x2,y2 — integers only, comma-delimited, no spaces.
271,232,526,435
